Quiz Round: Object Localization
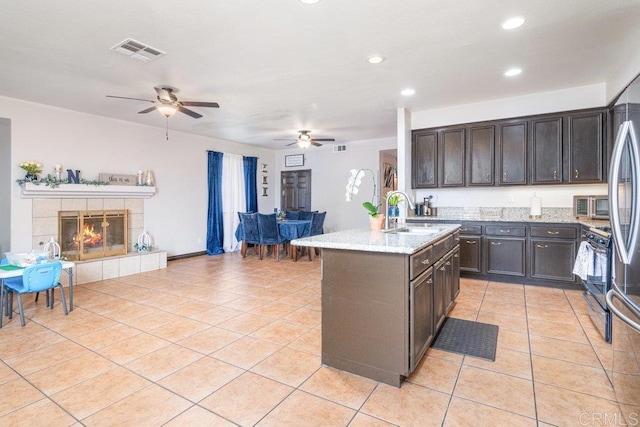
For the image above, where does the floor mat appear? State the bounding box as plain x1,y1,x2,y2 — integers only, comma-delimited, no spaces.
431,317,499,361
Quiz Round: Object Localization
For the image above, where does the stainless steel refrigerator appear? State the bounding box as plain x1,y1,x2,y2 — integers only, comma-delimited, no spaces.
607,73,640,418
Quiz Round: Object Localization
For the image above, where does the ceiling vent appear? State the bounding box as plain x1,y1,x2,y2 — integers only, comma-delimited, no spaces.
332,144,347,153
110,38,166,63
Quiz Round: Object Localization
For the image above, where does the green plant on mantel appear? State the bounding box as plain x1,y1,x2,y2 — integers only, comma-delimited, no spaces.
16,174,110,188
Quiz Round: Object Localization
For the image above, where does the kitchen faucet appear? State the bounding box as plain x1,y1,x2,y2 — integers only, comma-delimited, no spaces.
384,191,415,230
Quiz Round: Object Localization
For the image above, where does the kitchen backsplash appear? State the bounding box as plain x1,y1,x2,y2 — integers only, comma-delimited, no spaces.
411,207,575,223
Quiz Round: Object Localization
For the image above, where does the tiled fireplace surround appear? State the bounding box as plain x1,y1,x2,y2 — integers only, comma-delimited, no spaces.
31,197,167,285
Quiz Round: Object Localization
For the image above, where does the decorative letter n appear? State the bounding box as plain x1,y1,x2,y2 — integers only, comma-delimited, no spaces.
67,169,80,184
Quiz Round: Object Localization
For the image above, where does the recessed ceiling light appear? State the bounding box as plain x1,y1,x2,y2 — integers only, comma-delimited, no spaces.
504,68,522,77
401,88,415,96
502,17,525,30
368,55,384,64
300,0,320,4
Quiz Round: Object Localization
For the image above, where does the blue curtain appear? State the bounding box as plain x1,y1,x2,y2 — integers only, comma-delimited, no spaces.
206,151,224,255
243,156,258,213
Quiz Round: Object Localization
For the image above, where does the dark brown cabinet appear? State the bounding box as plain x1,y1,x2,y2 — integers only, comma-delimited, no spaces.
433,257,447,331
440,129,465,187
497,120,528,185
566,110,605,183
459,224,482,273
451,246,460,302
467,125,494,186
409,266,434,372
530,225,578,282
485,236,526,276
531,116,563,184
412,130,438,188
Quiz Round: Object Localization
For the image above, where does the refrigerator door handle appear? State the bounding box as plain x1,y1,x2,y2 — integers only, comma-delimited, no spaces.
606,285,640,334
609,121,640,265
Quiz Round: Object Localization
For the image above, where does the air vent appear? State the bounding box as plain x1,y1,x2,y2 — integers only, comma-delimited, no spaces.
332,144,347,153
110,38,166,63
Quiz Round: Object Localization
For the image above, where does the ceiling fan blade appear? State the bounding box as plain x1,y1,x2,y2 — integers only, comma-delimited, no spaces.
106,95,154,103
138,106,158,114
178,106,203,119
154,87,173,102
312,138,335,142
311,141,323,147
274,138,295,141
285,142,298,146
181,101,220,108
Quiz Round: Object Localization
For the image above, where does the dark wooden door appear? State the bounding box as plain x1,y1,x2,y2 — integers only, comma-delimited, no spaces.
565,110,605,183
409,267,434,371
451,246,460,301
412,130,438,188
485,237,526,276
281,170,312,211
459,237,481,272
497,120,527,185
530,239,576,282
467,125,494,186
433,258,446,331
531,116,563,184
439,128,465,187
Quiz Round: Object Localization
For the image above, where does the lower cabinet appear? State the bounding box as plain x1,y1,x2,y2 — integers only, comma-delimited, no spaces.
433,258,446,332
485,237,526,276
409,267,434,372
460,236,481,272
530,239,577,282
451,246,460,300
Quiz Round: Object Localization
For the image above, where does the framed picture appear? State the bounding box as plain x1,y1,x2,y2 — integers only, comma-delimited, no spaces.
261,163,268,172
285,154,304,167
261,175,268,185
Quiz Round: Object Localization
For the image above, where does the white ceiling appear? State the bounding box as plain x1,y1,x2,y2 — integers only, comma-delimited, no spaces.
1,0,639,149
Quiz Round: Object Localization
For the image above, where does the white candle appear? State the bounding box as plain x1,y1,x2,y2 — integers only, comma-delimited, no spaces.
54,164,62,172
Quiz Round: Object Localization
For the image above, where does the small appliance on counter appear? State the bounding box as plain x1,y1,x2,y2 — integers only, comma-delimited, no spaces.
414,196,436,217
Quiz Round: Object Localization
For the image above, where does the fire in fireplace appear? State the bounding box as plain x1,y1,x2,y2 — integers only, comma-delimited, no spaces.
59,210,128,261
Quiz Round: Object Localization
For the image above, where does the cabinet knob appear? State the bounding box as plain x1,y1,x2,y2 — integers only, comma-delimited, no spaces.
454,254,459,258
426,279,433,285
491,241,502,245
440,266,446,271
446,261,451,266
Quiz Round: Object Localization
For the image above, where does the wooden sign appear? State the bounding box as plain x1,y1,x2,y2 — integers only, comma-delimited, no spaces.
99,173,137,186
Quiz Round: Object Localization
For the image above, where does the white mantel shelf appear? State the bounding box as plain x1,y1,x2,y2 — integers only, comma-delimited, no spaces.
20,183,156,199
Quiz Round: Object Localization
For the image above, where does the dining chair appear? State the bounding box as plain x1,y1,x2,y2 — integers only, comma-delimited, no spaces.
4,261,67,327
285,210,300,220
307,211,327,260
239,212,260,258
257,213,287,261
298,211,315,221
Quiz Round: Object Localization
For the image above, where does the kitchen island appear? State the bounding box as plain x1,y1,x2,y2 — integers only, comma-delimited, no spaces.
291,223,461,386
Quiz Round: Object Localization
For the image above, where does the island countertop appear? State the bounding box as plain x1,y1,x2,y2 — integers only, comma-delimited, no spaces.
290,223,461,255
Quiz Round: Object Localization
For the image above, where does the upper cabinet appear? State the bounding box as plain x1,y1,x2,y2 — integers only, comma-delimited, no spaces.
411,130,438,188
440,129,465,187
565,110,605,183
496,120,528,186
411,107,608,188
530,116,563,184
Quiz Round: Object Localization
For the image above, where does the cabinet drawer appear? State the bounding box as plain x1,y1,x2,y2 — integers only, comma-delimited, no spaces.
485,225,526,237
432,235,455,261
530,225,577,239
459,225,481,235
410,245,433,280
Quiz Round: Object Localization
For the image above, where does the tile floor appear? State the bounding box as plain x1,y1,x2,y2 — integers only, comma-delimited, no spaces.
0,252,634,426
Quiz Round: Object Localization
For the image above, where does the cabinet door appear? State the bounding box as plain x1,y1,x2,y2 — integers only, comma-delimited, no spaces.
531,116,563,184
433,259,446,331
530,239,576,282
459,237,481,272
412,130,438,188
443,253,454,314
452,246,460,300
409,267,434,371
497,121,528,185
467,125,495,186
566,110,604,183
440,129,465,187
485,237,526,276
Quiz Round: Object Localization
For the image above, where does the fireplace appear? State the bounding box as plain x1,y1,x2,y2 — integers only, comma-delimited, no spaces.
59,210,128,261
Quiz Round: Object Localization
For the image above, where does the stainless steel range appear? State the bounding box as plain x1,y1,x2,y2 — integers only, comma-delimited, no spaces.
579,226,613,343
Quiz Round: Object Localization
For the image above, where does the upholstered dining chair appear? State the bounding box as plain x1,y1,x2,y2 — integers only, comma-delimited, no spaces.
257,213,287,261
307,211,327,260
298,210,315,221
239,212,260,258
4,261,67,327
285,210,300,220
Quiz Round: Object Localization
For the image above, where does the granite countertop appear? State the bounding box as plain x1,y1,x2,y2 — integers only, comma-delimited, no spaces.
291,224,461,255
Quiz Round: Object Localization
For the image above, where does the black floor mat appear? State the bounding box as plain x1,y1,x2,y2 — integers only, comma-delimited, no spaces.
431,317,499,361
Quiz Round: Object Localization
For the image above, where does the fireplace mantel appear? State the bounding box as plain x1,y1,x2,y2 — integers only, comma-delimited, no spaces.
20,183,156,199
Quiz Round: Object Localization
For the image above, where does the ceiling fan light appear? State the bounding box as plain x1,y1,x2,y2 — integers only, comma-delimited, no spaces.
298,133,312,149
157,105,177,117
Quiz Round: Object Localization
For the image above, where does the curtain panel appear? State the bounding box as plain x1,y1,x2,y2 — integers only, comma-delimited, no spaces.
206,151,224,255
243,156,258,213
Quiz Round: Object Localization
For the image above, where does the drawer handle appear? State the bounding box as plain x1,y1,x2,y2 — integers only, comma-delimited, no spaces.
461,228,469,232
445,174,448,183
537,244,549,248
553,170,557,180
455,237,460,242
446,261,451,266
486,173,490,182
421,259,430,265
491,241,502,245
465,240,477,244
499,229,511,233
575,169,579,179
454,254,459,258
440,266,446,271
426,279,433,284
429,176,434,183
547,231,560,235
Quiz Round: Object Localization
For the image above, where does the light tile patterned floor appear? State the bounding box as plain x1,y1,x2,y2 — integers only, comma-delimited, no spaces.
0,253,631,426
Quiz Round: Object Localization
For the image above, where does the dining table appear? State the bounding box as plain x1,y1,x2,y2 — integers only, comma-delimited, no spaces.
0,260,75,327
235,219,312,261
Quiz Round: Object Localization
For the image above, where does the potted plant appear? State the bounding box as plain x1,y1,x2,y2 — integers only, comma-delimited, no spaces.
387,193,402,218
345,168,385,230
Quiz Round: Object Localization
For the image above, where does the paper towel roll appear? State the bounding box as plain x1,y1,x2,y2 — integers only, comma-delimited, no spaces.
530,194,541,217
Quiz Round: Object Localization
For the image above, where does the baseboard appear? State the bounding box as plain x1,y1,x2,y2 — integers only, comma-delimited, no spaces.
167,251,207,261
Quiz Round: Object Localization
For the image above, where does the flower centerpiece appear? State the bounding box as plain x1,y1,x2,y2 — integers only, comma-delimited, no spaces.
19,160,43,180
387,192,403,218
345,168,385,229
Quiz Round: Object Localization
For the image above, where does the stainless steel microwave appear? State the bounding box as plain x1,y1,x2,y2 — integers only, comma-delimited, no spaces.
574,195,609,219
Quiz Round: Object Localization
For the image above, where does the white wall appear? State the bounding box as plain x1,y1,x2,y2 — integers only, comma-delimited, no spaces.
0,95,276,256
0,119,10,255
410,83,610,210
274,138,397,232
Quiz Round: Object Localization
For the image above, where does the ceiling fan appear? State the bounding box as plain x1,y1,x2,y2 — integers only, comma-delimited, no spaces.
106,86,219,119
276,130,335,149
